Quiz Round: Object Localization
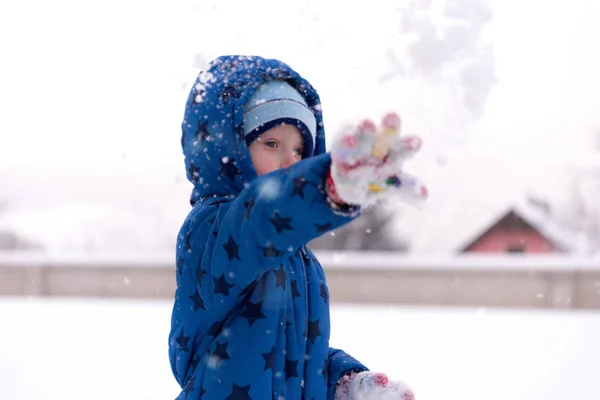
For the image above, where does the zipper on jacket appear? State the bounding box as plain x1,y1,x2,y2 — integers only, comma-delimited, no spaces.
299,246,309,328
299,246,310,397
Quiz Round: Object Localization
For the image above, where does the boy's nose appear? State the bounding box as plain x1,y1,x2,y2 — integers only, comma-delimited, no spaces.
281,151,296,168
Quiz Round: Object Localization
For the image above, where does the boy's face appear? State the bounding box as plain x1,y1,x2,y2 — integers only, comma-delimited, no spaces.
249,124,304,175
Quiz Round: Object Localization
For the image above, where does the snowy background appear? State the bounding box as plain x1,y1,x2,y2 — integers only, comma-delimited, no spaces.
2,298,600,400
1,2,600,397
1,0,599,253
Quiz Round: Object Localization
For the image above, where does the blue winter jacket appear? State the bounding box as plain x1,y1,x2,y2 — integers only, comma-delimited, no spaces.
169,55,368,400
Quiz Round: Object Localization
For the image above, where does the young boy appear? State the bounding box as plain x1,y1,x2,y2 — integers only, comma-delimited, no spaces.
169,55,425,400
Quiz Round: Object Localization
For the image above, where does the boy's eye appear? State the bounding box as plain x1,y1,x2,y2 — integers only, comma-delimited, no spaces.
293,148,303,157
264,141,278,148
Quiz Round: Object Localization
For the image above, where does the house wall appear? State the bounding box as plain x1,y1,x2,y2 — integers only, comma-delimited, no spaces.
465,227,557,253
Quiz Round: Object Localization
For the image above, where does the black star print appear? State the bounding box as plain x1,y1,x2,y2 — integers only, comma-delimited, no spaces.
319,282,329,301
269,212,293,234
240,300,266,327
187,162,200,184
285,355,299,380
290,280,301,298
213,274,235,296
190,289,206,311
314,222,333,234
307,319,322,344
200,387,207,397
261,244,285,257
190,354,201,371
176,330,190,351
273,264,286,289
220,86,239,104
183,376,195,396
211,341,230,367
185,230,192,252
226,383,252,400
243,195,256,220
291,176,308,198
207,320,224,336
194,121,210,145
222,235,241,261
196,267,207,288
219,158,241,182
177,256,184,276
262,346,277,371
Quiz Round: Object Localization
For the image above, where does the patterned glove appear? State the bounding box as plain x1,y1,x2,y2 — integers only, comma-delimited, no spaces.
326,112,427,207
334,371,415,400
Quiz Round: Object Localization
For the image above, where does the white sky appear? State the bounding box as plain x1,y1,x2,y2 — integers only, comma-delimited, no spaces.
0,0,599,251
1,0,598,165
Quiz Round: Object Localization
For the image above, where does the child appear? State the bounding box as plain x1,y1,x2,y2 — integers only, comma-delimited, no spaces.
169,55,426,400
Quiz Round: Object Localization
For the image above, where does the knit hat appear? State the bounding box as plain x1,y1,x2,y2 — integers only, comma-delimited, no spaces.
243,81,317,157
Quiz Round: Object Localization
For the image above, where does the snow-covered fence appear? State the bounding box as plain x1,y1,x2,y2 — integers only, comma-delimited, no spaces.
1,251,600,310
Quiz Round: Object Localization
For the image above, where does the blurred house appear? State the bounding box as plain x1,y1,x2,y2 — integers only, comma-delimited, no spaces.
458,201,575,254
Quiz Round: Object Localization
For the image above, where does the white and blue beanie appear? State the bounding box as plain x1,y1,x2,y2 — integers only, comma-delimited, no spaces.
243,81,317,157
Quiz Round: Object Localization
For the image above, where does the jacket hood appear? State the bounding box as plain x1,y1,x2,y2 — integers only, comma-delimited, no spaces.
180,55,327,205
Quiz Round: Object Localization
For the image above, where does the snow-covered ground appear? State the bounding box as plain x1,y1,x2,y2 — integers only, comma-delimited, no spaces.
1,298,599,400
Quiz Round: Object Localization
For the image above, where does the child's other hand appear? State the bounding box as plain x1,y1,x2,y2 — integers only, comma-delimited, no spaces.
334,371,415,400
327,112,427,207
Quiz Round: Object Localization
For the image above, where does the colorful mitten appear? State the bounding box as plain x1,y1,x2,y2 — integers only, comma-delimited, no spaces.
327,112,427,207
334,371,415,400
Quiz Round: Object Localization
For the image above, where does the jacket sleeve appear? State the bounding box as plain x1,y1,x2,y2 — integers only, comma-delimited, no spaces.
208,152,360,292
326,347,369,399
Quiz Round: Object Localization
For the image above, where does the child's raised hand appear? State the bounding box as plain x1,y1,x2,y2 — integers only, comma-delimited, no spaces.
327,112,428,207
334,371,415,400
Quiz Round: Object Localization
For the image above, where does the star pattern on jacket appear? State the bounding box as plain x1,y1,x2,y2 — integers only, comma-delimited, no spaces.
187,161,201,184
196,267,207,288
319,282,329,301
190,289,206,311
190,354,201,371
262,346,276,371
273,264,286,289
314,222,333,234
291,176,308,198
177,256,184,276
184,230,192,252
223,235,241,261
240,299,266,327
211,341,231,367
207,320,224,337
195,121,211,145
306,319,322,344
220,85,239,105
176,330,191,352
213,274,235,296
220,158,241,182
285,355,299,381
183,376,196,396
260,244,285,257
290,280,301,298
244,195,256,220
269,212,293,234
226,383,252,400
